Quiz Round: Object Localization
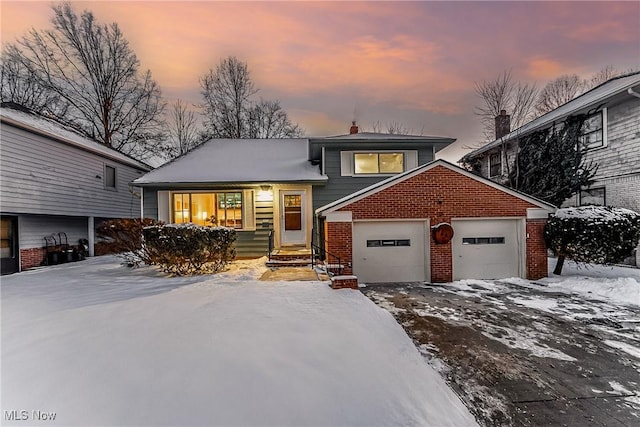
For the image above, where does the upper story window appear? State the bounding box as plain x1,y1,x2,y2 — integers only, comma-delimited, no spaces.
579,109,607,150
489,152,502,177
341,150,417,176
354,152,404,174
105,165,117,190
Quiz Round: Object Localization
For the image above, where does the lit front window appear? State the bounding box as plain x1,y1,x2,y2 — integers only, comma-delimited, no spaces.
172,192,243,228
354,152,404,174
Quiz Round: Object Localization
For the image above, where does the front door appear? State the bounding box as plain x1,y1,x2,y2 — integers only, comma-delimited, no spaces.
280,191,306,245
1,216,19,275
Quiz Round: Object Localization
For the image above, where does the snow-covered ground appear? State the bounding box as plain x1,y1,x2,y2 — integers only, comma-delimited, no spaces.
1,256,477,426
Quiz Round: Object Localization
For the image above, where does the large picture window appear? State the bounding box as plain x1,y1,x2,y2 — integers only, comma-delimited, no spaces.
173,192,243,228
354,152,404,174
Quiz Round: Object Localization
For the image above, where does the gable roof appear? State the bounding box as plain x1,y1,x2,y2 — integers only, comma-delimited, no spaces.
465,71,640,159
133,138,327,186
0,106,151,171
316,159,556,215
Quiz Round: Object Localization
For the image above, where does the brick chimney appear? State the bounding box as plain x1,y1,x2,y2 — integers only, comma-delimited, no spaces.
349,121,359,134
495,110,511,139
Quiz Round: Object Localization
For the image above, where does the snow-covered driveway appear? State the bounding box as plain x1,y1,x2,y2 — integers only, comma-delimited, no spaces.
362,261,640,426
1,256,477,426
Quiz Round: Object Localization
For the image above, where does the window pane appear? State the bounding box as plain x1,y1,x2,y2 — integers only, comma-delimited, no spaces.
580,113,604,149
354,153,379,174
580,187,605,206
190,193,215,226
489,153,501,177
379,153,404,173
173,193,190,223
105,165,116,188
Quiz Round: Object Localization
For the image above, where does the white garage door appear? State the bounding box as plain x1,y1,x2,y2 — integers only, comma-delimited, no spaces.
353,221,429,283
452,219,521,280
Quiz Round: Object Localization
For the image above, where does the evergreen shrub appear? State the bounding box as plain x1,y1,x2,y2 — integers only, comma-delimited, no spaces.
143,224,236,275
96,218,161,263
544,206,640,274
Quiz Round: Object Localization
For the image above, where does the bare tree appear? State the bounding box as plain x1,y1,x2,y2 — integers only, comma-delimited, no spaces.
200,56,256,138
200,56,302,138
1,45,69,116
248,99,304,138
10,2,165,161
474,70,538,142
535,74,585,116
370,120,417,135
166,99,201,156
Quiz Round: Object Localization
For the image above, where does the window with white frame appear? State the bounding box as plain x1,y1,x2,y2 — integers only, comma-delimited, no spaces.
172,192,248,229
579,110,607,150
489,152,502,177
340,150,417,176
579,187,605,206
104,165,117,190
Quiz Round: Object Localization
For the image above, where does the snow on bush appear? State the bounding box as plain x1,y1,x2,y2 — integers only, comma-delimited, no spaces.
545,206,640,274
96,218,162,266
143,223,236,275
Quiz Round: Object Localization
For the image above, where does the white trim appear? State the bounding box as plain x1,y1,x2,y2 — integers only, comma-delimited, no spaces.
88,216,95,257
527,208,552,219
317,159,556,215
325,211,352,223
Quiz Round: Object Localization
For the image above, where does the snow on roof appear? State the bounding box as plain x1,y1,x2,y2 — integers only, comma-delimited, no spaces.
134,138,327,185
0,107,152,171
467,71,640,158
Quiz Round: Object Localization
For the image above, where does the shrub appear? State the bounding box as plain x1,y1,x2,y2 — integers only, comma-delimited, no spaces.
96,218,161,265
544,206,640,274
143,224,236,275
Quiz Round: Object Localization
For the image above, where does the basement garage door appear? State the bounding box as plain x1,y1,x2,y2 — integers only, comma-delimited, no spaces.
452,219,521,280
353,221,428,283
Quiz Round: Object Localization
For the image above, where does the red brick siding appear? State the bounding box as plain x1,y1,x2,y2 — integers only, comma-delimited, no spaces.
526,219,548,280
325,222,353,275
20,247,47,270
330,276,359,289
329,165,548,282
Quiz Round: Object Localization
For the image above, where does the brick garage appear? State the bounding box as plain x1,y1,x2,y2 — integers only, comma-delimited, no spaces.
317,160,555,283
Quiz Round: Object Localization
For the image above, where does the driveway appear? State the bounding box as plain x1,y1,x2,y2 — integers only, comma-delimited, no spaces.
362,278,640,426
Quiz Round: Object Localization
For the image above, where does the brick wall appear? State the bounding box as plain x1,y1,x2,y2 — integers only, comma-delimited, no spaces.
20,247,47,270
325,222,353,275
327,164,549,282
526,220,548,280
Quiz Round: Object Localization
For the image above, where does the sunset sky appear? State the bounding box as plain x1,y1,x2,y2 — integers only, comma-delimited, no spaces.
1,1,639,161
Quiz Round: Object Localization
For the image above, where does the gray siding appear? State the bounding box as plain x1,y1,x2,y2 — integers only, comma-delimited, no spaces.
1,124,146,218
143,188,159,219
313,147,435,211
19,214,88,249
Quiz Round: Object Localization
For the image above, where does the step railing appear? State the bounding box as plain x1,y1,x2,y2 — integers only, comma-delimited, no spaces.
311,241,343,276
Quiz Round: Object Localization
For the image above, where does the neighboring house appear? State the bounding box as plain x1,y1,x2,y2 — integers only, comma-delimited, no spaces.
0,105,152,274
462,72,640,214
132,124,455,259
316,159,555,283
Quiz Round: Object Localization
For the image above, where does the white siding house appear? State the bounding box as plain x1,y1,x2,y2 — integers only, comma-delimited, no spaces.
462,72,640,264
0,105,151,273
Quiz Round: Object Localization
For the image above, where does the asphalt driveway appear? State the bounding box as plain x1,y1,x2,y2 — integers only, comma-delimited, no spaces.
362,278,640,427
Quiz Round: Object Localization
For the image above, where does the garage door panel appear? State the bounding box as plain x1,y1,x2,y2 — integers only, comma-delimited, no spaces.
452,219,520,280
353,221,428,283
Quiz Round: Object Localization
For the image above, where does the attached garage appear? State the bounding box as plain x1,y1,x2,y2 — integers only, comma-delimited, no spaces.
317,160,555,283
353,221,429,283
451,219,522,280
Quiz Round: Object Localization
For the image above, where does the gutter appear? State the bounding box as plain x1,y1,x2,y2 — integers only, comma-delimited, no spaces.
628,86,640,99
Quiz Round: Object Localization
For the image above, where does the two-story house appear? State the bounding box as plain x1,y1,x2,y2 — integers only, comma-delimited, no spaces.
0,104,152,274
462,72,640,213
134,124,557,283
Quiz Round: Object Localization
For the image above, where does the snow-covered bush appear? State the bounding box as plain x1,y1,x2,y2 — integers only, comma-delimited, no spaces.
544,206,640,274
143,224,236,275
96,218,161,265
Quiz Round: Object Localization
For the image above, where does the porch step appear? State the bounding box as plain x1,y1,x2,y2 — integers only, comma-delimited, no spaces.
266,259,312,268
269,248,312,262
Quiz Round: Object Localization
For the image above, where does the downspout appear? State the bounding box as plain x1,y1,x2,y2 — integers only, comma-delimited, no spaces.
628,86,640,99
